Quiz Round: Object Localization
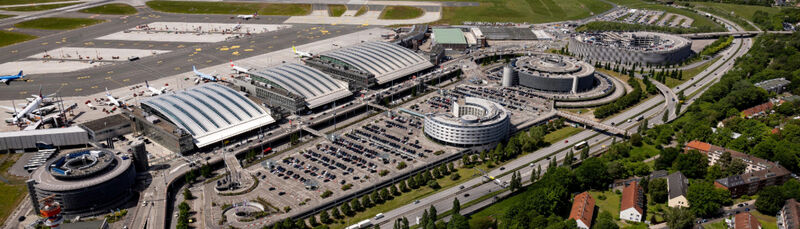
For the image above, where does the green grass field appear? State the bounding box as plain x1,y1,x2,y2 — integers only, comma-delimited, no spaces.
379,6,424,20
354,6,368,16
467,188,526,227
750,210,779,229
0,30,37,47
706,221,729,229
689,2,781,30
0,154,27,224
409,0,612,24
544,127,583,144
145,1,311,16
14,17,104,30
1,2,78,11
328,4,346,17
0,0,71,6
590,190,622,220
0,14,13,19
78,3,137,15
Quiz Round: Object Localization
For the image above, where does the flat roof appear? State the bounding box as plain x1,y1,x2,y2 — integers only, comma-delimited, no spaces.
433,28,468,44
141,83,275,148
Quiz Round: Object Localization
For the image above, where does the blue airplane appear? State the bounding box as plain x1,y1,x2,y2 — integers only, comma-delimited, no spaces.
1,71,24,85
192,66,217,83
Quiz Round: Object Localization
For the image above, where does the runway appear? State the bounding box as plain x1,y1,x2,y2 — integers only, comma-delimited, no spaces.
0,10,370,99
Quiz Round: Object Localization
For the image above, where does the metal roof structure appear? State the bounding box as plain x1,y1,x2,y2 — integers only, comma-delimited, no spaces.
320,41,433,84
249,63,352,109
0,126,88,150
141,83,275,148
432,28,468,44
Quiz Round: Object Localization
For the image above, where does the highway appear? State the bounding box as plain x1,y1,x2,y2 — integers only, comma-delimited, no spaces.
373,10,753,229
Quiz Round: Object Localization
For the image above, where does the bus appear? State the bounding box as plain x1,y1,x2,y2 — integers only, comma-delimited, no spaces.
573,141,588,150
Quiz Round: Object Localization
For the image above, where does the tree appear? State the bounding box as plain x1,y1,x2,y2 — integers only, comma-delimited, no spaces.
664,207,694,229
341,203,353,216
630,133,643,146
183,188,193,200
390,184,400,196
308,214,319,226
649,178,668,203
595,211,620,229
351,198,363,212
319,210,332,224
672,151,708,179
663,109,669,123
510,172,522,192
450,172,460,181
380,188,391,201
580,147,590,160
687,181,731,217
452,198,461,215
295,218,309,229
200,163,211,178
755,186,786,215
429,205,438,223
361,195,373,208
331,207,342,219
574,157,610,190
427,180,440,189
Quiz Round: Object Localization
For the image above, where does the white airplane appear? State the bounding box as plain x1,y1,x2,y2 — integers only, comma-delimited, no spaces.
237,13,257,20
292,46,313,58
2,93,48,124
0,70,25,85
230,60,249,74
145,80,168,96
192,65,217,84
104,88,128,107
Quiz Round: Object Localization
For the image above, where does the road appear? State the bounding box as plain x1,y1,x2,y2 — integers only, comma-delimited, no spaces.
373,9,753,228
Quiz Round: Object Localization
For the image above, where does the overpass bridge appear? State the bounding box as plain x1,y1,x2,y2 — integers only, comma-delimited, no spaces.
555,110,628,136
681,30,792,39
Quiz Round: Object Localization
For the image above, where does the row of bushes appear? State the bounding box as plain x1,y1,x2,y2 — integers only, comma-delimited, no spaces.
700,35,734,56
576,21,721,34
594,77,644,119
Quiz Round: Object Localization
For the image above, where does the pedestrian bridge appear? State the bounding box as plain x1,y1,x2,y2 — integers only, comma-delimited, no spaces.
681,31,791,39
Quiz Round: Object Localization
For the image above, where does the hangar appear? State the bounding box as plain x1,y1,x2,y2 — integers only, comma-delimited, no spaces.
234,63,352,114
305,41,434,89
133,83,275,153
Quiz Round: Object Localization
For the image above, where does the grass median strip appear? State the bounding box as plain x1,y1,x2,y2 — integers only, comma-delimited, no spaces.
1,2,79,11
78,3,137,15
0,30,37,47
14,17,104,30
145,1,311,16
379,6,424,20
0,14,13,19
328,4,346,17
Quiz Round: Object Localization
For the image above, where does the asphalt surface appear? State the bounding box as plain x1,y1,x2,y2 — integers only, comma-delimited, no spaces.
0,9,369,99
373,11,753,229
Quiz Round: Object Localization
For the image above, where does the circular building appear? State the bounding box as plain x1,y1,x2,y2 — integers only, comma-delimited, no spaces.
424,97,510,146
28,148,136,216
568,32,692,65
512,54,597,93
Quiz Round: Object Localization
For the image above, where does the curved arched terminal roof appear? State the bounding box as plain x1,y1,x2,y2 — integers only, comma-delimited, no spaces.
320,41,434,84
141,83,275,147
249,63,352,109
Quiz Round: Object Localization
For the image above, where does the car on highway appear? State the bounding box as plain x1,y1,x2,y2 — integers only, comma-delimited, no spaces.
459,185,465,190
464,193,470,197
414,200,420,204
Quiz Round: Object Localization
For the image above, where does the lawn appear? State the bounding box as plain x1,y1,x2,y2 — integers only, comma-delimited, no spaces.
417,0,612,25
78,3,137,15
706,221,729,229
629,143,659,161
14,17,104,30
145,1,311,16
354,6,368,16
0,0,71,5
326,164,487,229
379,6,424,20
544,127,583,144
750,210,778,229
590,190,622,220
328,4,346,17
689,2,779,23
606,0,723,31
467,187,527,227
0,154,27,224
0,30,37,47
1,2,78,11
0,14,13,19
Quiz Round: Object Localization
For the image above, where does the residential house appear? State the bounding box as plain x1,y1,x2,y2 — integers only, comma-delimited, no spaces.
778,198,799,229
735,212,762,229
620,180,645,222
741,101,774,119
667,171,689,208
569,192,596,229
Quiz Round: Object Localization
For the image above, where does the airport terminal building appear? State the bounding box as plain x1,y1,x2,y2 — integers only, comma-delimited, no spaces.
233,63,352,115
569,32,692,65
304,41,434,90
129,83,275,154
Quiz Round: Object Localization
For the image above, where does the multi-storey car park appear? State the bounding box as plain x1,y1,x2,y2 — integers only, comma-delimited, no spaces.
568,31,693,65
232,63,352,115
304,41,434,90
423,97,511,147
511,54,597,94
26,148,136,217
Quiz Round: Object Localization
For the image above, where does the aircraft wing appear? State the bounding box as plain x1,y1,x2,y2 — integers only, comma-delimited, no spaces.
0,105,17,113
0,79,7,84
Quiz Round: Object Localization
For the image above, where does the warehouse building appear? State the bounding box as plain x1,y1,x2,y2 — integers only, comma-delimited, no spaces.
305,41,434,90
0,126,89,152
432,28,469,50
130,83,275,154
233,63,352,115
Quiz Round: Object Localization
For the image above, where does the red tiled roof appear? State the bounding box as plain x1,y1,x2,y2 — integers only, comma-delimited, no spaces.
621,181,643,214
569,192,596,228
685,140,711,153
735,212,761,229
742,101,774,117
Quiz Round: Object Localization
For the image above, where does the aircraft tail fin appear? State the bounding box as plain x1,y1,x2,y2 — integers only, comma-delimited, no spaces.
192,65,197,72
292,45,297,53
18,71,23,77
145,80,150,87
